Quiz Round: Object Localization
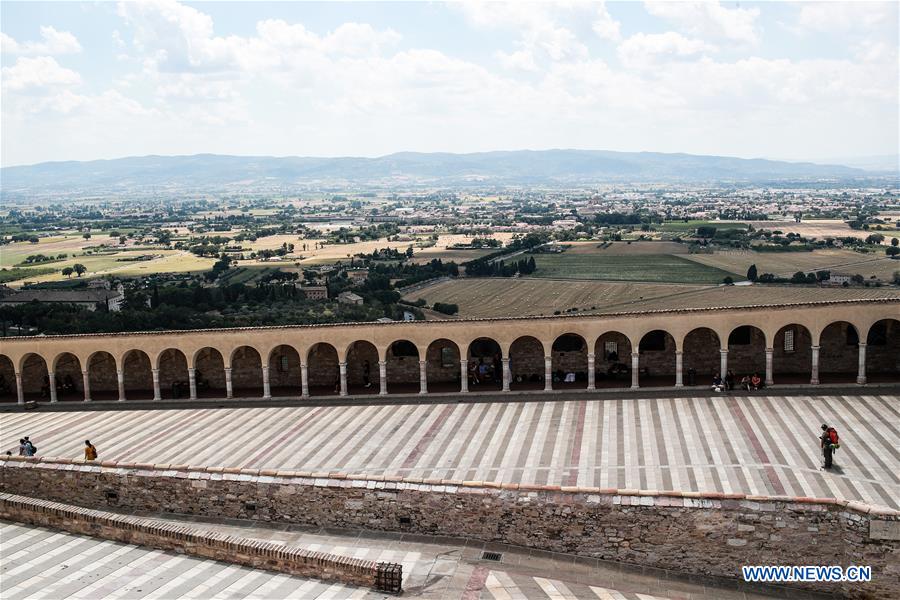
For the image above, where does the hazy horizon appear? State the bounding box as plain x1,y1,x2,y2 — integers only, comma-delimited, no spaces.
2,1,898,168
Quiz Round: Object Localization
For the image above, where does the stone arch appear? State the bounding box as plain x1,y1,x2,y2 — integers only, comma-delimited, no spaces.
122,349,154,400
52,352,82,401
307,342,340,396
866,319,899,383
467,337,502,390
727,325,766,381
230,346,263,398
346,340,380,394
638,330,676,387
509,335,544,390
818,321,859,383
772,323,814,384
551,333,587,389
386,339,420,394
268,345,302,396
194,347,226,398
87,351,118,401
0,355,16,402
682,327,721,386
594,331,632,388
157,348,189,399
22,353,51,401
425,338,461,393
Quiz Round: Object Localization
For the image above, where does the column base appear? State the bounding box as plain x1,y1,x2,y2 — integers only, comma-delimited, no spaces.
674,383,683,388
856,377,867,385
630,384,639,389
118,398,126,402
263,394,272,400
379,391,387,396
810,378,820,385
586,385,596,391
84,398,92,402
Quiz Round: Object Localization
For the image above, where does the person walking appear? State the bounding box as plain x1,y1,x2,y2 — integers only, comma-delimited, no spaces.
84,440,98,461
362,360,372,389
820,423,840,469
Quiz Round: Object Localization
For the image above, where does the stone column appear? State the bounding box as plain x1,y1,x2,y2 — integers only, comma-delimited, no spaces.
48,372,57,403
719,348,728,378
543,356,552,391
765,348,774,386
810,345,820,385
339,361,348,396
631,352,640,389
82,370,91,402
224,367,233,398
419,360,428,395
187,367,197,400
300,364,309,398
262,365,271,399
117,369,126,401
675,351,683,388
379,360,388,395
587,353,596,390
460,359,469,393
502,357,511,392
15,372,24,405
857,342,867,385
152,368,161,401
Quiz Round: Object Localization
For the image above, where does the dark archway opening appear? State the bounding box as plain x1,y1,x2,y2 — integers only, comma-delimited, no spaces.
0,355,16,402
425,339,461,393
682,328,720,387
467,338,502,390
269,345,302,397
773,324,813,384
727,325,766,384
88,351,118,401
594,332,632,388
386,340,420,394
122,350,154,400
639,330,676,387
307,343,340,396
195,347,226,398
509,336,544,390
819,322,859,384
346,341,380,395
552,334,587,389
866,319,900,383
157,348,189,399
21,354,50,401
231,346,263,397
53,352,82,401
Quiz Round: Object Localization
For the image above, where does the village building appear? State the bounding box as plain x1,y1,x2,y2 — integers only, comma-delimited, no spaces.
336,291,364,305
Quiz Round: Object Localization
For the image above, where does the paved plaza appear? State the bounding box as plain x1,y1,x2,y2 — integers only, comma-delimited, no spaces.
2,394,898,509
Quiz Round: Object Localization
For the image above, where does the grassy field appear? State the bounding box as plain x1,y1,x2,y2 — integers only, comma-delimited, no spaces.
747,219,900,241
657,220,749,233
684,249,900,280
528,252,740,283
403,278,711,318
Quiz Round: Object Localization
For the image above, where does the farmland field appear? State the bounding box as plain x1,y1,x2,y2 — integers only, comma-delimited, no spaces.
527,252,740,283
747,219,900,241
402,278,712,318
657,220,749,232
683,249,900,280
562,241,689,255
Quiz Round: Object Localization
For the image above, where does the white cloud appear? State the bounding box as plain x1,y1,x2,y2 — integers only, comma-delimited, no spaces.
1,56,81,92
1,26,82,55
495,49,538,72
797,2,897,32
593,1,621,42
617,32,717,68
644,1,760,44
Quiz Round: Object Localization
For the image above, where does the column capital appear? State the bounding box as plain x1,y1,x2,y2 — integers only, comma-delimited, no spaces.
378,360,387,366
675,350,683,356
419,359,427,365
501,357,510,363
339,361,347,367
857,342,867,348
460,358,469,364
719,348,729,354
810,345,821,350
631,351,640,358
224,366,232,372
765,347,774,353
188,366,195,373
587,352,595,359
261,364,269,371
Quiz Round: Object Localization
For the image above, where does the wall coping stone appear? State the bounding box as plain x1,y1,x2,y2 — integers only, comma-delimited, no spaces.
3,455,897,518
1,297,897,340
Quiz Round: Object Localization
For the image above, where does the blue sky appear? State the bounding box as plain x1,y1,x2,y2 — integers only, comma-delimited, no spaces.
1,1,897,166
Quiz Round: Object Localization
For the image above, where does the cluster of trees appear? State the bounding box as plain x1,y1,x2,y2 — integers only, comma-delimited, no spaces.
432,302,459,315
20,253,67,264
357,247,412,261
466,256,537,277
463,231,549,277
62,264,87,278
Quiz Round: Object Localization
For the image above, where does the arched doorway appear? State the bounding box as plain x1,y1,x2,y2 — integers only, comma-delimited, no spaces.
0,355,16,402
346,340,380,394
467,337,502,390
509,335,544,390
307,343,339,396
819,322,859,383
386,340,420,394
194,347,226,398
551,334,587,389
157,348,189,399
269,345,302,396
231,346,263,398
682,328,720,387
773,324,813,384
87,351,118,401
425,339,460,393
53,352,82,401
727,325,766,384
594,331,632,388
122,350,154,400
866,319,900,383
638,330,676,387
21,354,50,401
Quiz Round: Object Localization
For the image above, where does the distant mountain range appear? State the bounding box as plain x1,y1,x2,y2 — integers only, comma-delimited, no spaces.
1,150,892,196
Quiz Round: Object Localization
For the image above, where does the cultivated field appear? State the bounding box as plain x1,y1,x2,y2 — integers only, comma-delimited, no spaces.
684,249,900,280
748,219,900,241
528,253,739,283
657,220,749,233
403,278,712,318
562,241,689,255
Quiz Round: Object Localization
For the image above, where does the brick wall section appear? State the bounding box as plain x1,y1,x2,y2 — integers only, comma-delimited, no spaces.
0,491,397,592
2,456,897,599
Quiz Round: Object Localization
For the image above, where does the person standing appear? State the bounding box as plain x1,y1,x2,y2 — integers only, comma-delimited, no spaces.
362,360,372,389
820,423,840,469
84,440,98,461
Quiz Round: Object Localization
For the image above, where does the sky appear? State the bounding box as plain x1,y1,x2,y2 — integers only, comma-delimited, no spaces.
1,1,897,167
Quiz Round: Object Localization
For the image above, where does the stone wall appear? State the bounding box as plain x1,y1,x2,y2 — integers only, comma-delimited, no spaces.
0,492,398,593
2,456,897,599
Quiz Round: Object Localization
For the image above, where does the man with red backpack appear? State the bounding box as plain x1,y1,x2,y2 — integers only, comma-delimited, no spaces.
820,424,840,469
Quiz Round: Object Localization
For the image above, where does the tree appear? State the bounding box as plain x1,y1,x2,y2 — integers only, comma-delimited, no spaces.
73,263,87,277
433,302,458,315
790,271,807,284
405,246,414,258
82,232,91,240
62,267,74,278
746,264,758,282
865,233,885,245
887,246,900,258
892,237,899,247
723,276,734,285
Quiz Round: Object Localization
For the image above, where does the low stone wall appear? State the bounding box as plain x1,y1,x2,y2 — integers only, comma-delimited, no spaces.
2,456,898,599
0,491,401,594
